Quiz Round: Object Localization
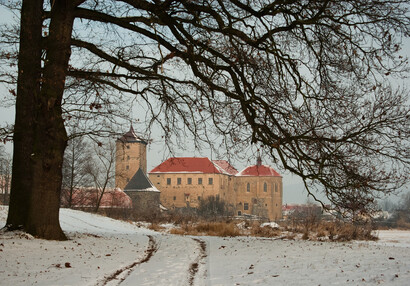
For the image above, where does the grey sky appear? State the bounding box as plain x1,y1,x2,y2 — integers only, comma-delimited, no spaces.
0,3,408,205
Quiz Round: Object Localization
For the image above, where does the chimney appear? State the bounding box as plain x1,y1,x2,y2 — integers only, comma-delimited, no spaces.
256,156,262,166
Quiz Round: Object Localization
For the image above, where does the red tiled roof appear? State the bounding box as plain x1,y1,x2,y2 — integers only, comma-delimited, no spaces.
150,157,227,174
236,165,281,177
61,188,132,208
212,160,238,175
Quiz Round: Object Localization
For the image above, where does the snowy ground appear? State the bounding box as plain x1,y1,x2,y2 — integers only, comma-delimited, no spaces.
1,206,409,286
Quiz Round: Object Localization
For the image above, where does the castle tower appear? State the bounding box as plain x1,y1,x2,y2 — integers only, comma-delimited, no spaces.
115,126,147,189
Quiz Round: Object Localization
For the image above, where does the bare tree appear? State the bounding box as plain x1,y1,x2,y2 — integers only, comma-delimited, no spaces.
391,192,410,228
61,129,92,208
0,146,12,204
85,140,116,213
0,0,408,239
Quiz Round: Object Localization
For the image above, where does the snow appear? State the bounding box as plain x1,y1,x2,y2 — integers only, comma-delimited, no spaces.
126,187,160,193
1,205,410,285
260,222,280,229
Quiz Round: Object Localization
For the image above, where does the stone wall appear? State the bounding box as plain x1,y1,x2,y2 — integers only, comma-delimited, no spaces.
125,190,160,216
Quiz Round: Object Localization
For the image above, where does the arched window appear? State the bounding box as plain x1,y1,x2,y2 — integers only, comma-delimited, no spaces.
263,182,267,192
275,184,278,192
246,183,250,192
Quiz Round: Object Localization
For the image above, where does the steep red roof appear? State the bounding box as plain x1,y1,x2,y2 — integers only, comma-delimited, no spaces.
236,165,281,177
150,157,227,174
212,160,238,175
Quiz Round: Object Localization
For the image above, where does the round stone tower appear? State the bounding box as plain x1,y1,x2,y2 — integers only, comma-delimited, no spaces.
115,126,147,190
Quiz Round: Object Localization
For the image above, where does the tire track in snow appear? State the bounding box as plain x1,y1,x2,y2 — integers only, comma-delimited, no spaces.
188,238,208,286
96,235,159,286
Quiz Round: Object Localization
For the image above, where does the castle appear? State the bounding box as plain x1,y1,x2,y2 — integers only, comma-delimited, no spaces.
115,127,283,221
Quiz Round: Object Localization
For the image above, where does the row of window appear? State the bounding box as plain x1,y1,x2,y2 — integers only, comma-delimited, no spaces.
167,177,213,185
246,182,279,193
172,195,201,201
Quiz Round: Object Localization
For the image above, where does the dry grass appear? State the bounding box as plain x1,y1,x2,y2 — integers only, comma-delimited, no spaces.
308,221,377,241
396,218,410,229
170,221,241,237
249,224,281,238
161,217,377,241
92,207,379,241
148,223,166,232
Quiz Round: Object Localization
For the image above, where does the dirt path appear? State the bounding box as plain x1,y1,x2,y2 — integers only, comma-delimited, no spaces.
188,238,208,286
97,235,159,286
118,234,209,286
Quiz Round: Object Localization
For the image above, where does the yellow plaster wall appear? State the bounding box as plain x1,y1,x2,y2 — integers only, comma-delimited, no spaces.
149,173,227,209
115,141,147,189
234,176,282,220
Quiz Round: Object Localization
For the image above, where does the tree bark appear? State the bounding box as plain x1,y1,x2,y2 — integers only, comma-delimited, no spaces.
7,0,76,240
7,0,43,230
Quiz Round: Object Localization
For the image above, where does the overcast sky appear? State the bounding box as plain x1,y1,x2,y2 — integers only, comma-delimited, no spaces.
0,4,408,205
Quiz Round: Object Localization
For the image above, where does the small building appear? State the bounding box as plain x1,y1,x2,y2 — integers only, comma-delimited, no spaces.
235,159,283,220
60,187,132,209
124,168,161,215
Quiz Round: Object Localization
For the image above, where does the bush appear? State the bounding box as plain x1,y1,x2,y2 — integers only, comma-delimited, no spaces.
197,196,231,220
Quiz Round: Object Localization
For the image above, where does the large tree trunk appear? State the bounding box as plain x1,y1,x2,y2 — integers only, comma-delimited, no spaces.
7,0,76,240
7,0,43,230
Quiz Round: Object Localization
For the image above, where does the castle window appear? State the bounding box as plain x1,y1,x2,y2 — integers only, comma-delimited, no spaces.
187,178,192,185
264,182,267,192
238,211,242,216
198,178,203,185
167,178,171,185
198,196,201,201
127,155,130,160
173,196,176,201
244,203,249,210
126,165,129,170
246,183,250,192
208,178,213,185
275,184,278,192
177,178,182,185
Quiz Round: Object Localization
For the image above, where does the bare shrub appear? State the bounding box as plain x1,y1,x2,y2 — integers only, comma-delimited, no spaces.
198,196,231,220
283,210,378,241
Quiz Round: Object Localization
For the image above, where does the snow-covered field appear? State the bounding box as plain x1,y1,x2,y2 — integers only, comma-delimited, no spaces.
1,206,409,286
